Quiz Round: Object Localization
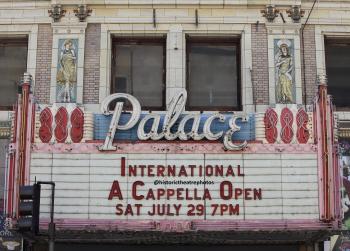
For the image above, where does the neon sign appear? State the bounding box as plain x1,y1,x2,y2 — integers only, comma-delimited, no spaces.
99,90,249,151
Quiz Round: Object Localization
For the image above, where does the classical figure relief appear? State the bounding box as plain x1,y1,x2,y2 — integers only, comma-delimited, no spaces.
56,39,78,103
275,39,295,104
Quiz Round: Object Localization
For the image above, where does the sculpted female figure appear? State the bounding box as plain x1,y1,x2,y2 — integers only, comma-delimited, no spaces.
275,40,294,103
57,39,77,103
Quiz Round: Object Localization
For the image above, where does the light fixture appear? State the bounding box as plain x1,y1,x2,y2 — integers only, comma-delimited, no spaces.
48,5,66,22
287,5,305,23
261,5,279,22
74,5,92,22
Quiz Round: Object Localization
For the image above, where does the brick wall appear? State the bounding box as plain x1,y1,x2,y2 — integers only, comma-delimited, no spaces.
83,23,101,104
302,25,317,105
251,24,269,105
34,24,52,104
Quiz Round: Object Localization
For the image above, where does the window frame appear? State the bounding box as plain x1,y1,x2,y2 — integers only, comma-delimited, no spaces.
111,36,166,111
324,37,350,110
185,35,242,111
0,37,28,111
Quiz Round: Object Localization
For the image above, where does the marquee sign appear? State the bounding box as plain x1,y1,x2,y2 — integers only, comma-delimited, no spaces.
28,90,321,221
108,157,263,217
98,91,249,151
29,151,318,220
4,74,342,232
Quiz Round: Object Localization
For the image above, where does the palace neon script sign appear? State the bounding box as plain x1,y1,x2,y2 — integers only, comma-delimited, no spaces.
99,90,249,151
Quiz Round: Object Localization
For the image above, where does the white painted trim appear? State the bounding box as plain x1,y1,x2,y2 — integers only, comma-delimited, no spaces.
99,23,253,113
314,25,350,77
314,25,350,121
99,23,169,105
0,24,38,89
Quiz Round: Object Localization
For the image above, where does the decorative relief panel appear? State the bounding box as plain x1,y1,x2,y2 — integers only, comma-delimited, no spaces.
262,105,312,144
274,39,295,104
266,24,302,105
56,39,78,103
38,107,53,143
37,104,88,143
264,108,278,144
296,108,310,144
50,23,86,105
280,107,294,143
54,107,69,143
70,107,84,143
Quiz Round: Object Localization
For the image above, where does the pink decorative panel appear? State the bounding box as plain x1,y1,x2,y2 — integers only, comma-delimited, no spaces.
70,107,84,143
280,107,294,144
296,108,309,144
54,107,68,143
264,108,278,144
39,107,53,143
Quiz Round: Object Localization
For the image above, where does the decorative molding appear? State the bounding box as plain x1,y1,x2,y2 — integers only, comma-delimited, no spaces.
296,108,310,144
51,22,87,35
37,104,86,144
83,111,93,142
70,107,84,143
32,142,317,154
0,121,11,139
264,108,278,144
39,218,333,232
262,105,312,144
54,107,69,143
265,23,301,35
280,107,294,144
38,107,53,143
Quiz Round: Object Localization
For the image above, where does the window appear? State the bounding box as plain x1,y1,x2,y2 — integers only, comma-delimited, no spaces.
186,36,241,111
325,38,350,109
0,37,28,110
111,37,166,110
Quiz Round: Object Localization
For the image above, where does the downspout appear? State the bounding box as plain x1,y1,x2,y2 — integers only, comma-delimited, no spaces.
301,0,317,108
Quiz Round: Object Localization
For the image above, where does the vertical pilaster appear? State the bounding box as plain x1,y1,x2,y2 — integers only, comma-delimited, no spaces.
166,25,185,108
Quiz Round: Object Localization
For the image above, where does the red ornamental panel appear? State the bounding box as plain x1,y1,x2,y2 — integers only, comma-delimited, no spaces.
39,107,53,143
54,107,68,143
296,108,310,144
264,108,278,143
70,107,84,143
280,107,294,144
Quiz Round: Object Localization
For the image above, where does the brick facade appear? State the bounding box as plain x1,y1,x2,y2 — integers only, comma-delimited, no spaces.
251,23,269,105
302,25,317,105
34,24,52,104
83,23,101,104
